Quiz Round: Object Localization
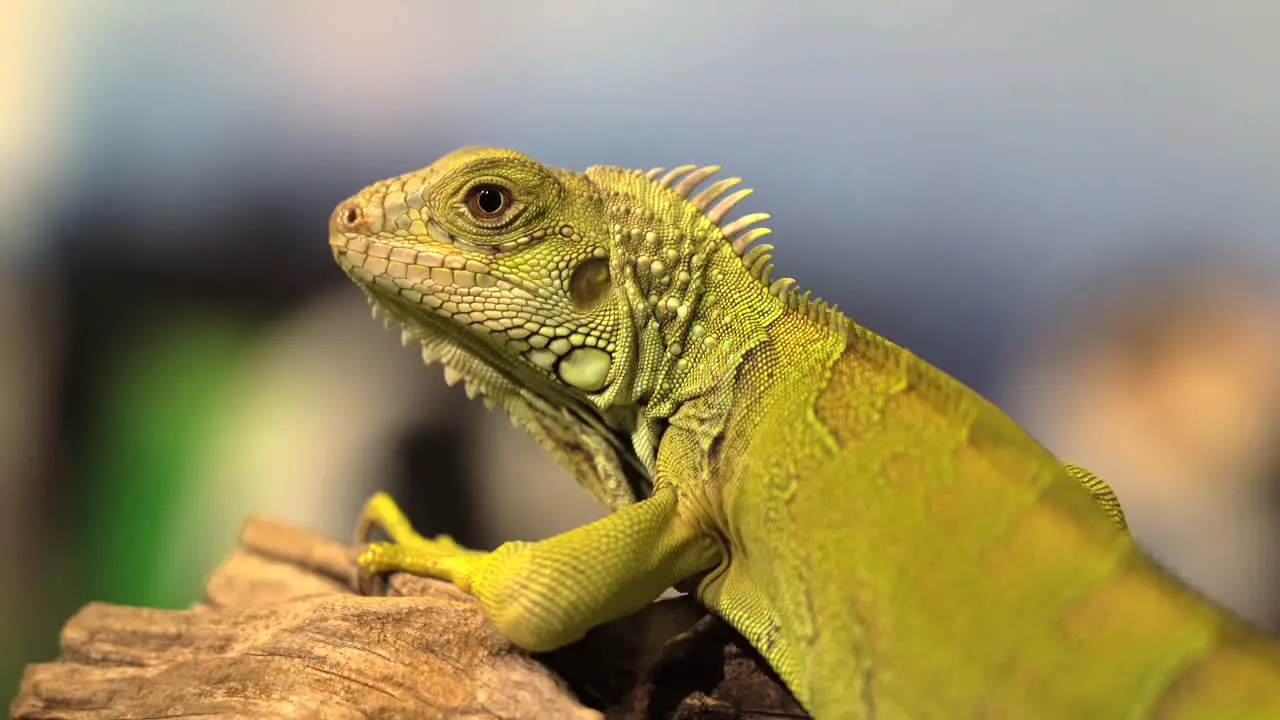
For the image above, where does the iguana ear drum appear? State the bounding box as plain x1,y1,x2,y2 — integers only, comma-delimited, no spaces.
569,257,610,310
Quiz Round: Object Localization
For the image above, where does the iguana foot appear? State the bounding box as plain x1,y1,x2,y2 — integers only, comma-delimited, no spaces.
354,491,485,595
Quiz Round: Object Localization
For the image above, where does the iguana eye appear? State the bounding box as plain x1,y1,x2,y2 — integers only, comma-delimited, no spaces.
464,184,510,220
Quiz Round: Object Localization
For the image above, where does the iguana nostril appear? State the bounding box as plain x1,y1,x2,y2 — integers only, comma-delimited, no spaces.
335,203,362,231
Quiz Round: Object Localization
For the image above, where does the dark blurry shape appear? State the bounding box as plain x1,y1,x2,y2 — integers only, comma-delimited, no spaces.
0,269,64,711
1010,247,1280,631
396,420,483,548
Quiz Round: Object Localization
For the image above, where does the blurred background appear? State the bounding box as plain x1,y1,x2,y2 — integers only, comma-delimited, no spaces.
4,1,1280,701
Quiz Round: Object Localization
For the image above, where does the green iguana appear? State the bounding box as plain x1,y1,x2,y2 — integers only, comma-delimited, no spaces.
328,146,1280,718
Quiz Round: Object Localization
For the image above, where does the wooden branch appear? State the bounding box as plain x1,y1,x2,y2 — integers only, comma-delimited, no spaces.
11,517,807,720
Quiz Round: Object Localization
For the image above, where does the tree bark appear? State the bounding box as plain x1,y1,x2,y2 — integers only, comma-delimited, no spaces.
11,517,807,719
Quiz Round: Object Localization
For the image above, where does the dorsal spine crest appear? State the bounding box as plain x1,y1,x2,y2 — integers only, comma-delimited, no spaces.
643,164,849,334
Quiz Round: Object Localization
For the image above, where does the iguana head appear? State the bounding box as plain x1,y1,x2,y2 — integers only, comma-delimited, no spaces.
329,146,840,508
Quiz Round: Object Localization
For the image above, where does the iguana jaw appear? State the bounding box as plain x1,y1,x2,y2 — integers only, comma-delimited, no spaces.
330,241,649,510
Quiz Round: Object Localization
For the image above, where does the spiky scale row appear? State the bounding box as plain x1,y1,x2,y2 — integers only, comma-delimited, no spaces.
657,165,698,188
691,177,742,212
650,162,849,335
782,286,845,331
721,213,771,241
705,189,754,223
361,283,508,418
741,242,773,269
672,166,721,196
770,277,796,297
730,227,772,256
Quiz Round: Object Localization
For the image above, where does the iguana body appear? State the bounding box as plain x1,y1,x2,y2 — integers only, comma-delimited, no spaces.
328,147,1280,718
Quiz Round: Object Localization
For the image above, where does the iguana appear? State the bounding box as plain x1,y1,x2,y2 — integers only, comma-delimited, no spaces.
328,146,1280,718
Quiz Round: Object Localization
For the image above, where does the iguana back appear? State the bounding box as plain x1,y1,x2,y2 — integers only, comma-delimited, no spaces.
707,306,1280,717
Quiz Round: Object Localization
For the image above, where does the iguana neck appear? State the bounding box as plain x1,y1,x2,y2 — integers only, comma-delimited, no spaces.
595,174,843,477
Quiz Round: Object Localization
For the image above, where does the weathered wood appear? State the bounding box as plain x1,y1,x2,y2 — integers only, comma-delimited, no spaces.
11,516,807,719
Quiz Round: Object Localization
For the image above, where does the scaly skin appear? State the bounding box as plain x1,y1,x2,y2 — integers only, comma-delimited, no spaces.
328,146,1280,718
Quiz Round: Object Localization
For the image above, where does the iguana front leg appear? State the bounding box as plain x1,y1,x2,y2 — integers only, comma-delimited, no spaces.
356,486,722,652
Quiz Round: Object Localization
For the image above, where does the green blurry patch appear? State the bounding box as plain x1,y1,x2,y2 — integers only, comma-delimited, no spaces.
78,313,250,610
